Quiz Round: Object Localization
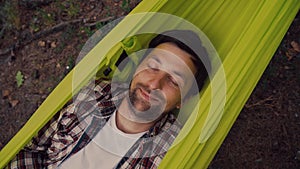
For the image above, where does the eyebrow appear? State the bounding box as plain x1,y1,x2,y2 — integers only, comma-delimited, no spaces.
151,56,186,82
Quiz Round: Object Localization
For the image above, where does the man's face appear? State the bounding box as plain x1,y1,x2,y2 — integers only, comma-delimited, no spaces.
129,42,197,115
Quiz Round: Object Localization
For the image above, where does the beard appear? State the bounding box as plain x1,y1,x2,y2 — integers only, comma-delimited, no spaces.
129,85,151,111
127,83,166,122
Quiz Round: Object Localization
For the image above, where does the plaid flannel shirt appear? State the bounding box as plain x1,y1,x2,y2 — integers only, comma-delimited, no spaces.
6,79,182,169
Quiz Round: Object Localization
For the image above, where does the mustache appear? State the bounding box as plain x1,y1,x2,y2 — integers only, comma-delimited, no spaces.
135,83,164,102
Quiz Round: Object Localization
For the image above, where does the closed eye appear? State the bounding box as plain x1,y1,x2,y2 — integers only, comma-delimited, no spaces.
167,75,179,87
147,58,160,72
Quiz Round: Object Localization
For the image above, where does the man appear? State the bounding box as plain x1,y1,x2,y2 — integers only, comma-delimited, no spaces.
6,30,210,169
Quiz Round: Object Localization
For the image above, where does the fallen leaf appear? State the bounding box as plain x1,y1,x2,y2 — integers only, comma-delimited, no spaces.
16,71,24,87
51,41,57,48
10,100,19,107
2,90,10,99
38,41,46,47
291,41,300,52
285,51,293,60
56,63,61,68
284,66,291,70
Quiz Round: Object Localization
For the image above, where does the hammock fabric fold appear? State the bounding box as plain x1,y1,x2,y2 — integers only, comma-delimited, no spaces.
0,0,299,168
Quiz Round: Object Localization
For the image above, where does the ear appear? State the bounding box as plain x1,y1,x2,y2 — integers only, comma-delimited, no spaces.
176,94,196,110
181,95,195,107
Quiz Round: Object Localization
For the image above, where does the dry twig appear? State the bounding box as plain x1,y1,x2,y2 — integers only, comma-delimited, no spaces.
0,16,117,61
245,95,275,108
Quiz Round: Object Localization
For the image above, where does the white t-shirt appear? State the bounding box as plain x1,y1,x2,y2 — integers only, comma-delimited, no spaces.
58,111,145,169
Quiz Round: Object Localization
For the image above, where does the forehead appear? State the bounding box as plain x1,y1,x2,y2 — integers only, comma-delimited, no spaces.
145,42,197,75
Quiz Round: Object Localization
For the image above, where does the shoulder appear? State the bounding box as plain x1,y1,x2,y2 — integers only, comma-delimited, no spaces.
161,113,182,136
94,78,112,94
72,79,114,105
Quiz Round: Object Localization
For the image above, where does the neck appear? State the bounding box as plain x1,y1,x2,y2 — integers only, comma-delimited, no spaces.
115,98,155,134
115,110,154,134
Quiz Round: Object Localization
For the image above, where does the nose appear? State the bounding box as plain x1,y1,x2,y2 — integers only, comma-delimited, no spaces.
148,72,165,90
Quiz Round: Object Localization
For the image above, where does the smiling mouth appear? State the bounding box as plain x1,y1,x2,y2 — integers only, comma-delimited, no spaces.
138,88,160,102
139,88,150,101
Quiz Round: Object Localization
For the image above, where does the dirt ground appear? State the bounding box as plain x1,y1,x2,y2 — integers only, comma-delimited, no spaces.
0,1,299,168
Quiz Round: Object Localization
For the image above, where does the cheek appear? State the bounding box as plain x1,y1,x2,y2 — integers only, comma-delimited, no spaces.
164,88,181,106
130,71,150,91
131,71,145,84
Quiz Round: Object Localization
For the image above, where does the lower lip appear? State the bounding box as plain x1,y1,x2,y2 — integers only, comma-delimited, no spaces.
139,88,150,101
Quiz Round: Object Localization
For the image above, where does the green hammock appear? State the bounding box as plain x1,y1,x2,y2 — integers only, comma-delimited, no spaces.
0,0,299,168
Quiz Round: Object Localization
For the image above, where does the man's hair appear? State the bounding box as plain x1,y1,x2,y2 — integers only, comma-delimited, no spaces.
147,30,211,97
